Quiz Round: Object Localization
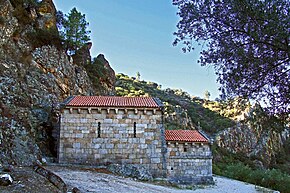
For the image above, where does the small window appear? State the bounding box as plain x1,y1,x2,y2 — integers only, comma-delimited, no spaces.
171,167,174,171
97,122,101,138
184,147,187,152
133,122,136,138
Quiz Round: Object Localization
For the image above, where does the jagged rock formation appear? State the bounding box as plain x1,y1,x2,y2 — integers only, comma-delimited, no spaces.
0,0,115,166
215,121,289,167
163,104,195,130
96,54,116,95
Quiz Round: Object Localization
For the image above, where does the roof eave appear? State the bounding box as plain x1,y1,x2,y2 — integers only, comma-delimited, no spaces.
166,140,208,143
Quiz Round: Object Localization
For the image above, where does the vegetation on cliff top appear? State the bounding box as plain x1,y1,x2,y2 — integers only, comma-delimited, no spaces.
115,73,235,133
57,7,91,54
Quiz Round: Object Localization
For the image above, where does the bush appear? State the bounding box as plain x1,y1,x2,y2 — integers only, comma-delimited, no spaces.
27,28,62,49
223,163,252,181
0,16,5,26
11,0,40,25
84,57,108,91
215,162,290,193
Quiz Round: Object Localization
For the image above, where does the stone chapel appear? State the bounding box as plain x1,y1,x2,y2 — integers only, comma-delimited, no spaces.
58,96,213,184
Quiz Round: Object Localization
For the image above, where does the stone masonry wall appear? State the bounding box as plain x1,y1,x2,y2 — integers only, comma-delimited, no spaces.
58,107,166,177
167,142,213,185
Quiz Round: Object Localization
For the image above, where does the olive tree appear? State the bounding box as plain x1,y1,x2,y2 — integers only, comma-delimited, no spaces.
173,0,290,117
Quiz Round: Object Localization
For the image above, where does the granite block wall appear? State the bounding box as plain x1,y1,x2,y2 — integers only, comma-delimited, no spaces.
58,106,213,183
58,107,166,177
166,142,213,185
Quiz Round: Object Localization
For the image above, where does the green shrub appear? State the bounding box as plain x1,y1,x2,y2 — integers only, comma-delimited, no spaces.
82,57,111,91
27,28,62,49
261,169,290,193
215,162,290,193
0,16,5,26
223,163,252,181
11,0,40,25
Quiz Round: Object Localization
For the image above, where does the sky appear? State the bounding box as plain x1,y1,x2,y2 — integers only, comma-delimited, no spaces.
53,0,220,100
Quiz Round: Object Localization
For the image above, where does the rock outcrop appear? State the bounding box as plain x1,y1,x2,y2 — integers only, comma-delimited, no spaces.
215,122,289,167
163,104,195,130
0,0,115,166
0,174,13,186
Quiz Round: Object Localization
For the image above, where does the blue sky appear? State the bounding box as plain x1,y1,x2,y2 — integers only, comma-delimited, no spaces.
53,0,220,99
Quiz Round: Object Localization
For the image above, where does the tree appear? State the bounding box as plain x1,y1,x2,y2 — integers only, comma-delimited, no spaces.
204,90,211,100
173,0,290,116
136,71,141,81
57,7,91,54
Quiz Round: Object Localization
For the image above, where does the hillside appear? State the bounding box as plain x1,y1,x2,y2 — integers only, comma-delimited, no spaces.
115,73,290,192
115,73,235,134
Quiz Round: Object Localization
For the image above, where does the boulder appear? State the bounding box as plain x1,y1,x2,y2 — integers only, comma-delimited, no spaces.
72,187,81,193
108,164,153,181
0,174,13,186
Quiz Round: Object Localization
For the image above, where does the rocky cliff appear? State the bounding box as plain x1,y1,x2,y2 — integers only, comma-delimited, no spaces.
215,123,289,167
0,0,115,166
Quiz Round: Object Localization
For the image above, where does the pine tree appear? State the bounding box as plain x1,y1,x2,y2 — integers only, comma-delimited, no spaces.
58,7,91,55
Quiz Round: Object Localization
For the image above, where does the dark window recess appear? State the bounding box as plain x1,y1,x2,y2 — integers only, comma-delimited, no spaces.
133,122,136,138
171,167,174,171
97,122,101,138
184,147,187,152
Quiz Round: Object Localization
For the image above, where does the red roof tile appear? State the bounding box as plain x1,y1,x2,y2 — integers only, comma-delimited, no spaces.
165,130,208,142
66,96,161,108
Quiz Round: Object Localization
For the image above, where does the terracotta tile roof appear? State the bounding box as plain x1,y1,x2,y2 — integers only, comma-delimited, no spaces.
66,96,162,108
165,130,208,143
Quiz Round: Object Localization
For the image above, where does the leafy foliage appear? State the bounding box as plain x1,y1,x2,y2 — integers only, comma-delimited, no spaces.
248,103,287,132
57,7,91,54
84,56,108,92
214,162,290,193
173,0,290,116
212,144,290,193
0,16,5,26
271,137,290,174
27,28,62,49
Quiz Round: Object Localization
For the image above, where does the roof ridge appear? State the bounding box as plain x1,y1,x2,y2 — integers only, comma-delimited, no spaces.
165,129,208,142
65,95,162,108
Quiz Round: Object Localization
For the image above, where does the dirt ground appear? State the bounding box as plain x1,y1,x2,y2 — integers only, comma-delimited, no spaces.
47,165,277,193
0,167,61,193
0,165,277,193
